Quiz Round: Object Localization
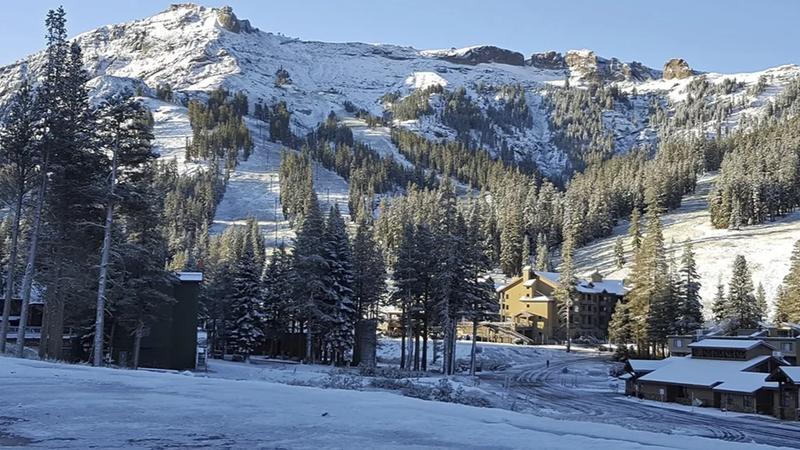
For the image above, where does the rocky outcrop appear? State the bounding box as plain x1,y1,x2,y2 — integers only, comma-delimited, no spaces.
663,58,693,80
429,46,525,66
564,50,659,83
529,51,566,70
216,6,254,33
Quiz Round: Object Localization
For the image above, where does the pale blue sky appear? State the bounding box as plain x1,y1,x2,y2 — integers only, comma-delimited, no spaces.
1,1,797,73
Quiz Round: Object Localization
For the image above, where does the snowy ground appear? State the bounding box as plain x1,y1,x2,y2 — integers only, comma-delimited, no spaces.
575,173,800,314
1,355,792,450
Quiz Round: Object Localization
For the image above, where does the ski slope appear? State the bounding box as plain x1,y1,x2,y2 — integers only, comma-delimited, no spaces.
340,116,414,168
575,174,800,316
209,119,351,248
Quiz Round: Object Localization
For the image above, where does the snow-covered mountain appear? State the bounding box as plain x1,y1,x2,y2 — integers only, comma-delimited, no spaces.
1,4,799,302
2,4,799,176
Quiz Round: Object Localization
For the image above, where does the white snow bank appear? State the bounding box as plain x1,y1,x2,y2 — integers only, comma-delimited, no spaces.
0,356,780,449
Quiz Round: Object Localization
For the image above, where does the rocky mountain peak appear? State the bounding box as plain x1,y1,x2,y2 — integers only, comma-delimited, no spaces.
563,49,659,83
663,58,693,80
216,5,255,33
422,45,525,66
528,51,566,70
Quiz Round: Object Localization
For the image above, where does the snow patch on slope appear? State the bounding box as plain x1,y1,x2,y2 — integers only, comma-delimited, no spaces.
575,174,798,316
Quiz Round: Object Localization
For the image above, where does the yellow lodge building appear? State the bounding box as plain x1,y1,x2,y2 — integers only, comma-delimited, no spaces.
496,266,627,344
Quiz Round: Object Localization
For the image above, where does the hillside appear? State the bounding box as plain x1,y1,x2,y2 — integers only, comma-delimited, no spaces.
575,174,800,314
0,3,799,266
2,4,799,177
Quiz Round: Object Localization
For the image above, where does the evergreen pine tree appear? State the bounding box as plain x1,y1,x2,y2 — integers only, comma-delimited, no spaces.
261,244,293,335
675,242,703,334
225,239,265,358
724,255,759,329
755,283,767,325
322,204,356,363
608,299,632,346
0,78,38,352
777,240,800,323
774,285,790,324
534,232,551,271
351,211,386,320
499,207,523,276
712,275,728,323
613,237,625,269
628,208,642,251
555,212,577,352
291,189,334,362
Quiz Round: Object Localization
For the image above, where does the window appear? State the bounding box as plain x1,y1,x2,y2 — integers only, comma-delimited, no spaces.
675,339,684,348
743,395,753,409
781,342,793,353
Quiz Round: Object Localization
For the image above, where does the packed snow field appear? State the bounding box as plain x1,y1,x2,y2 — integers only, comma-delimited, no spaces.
2,353,796,450
575,174,800,313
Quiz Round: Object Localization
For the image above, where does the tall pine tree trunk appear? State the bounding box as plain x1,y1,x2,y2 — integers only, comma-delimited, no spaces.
15,154,49,359
470,317,478,376
0,194,23,353
132,319,142,369
39,260,63,360
400,303,406,369
421,316,429,371
405,305,414,370
413,328,420,371
93,138,119,367
305,319,313,363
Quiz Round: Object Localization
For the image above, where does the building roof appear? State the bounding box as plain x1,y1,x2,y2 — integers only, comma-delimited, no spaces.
638,355,773,389
773,367,800,384
177,272,203,282
496,277,523,293
533,271,626,296
627,358,677,374
713,372,779,394
688,339,771,350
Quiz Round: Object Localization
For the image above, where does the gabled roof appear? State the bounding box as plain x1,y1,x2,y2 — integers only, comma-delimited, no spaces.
496,276,523,293
638,355,775,389
768,366,800,384
688,339,773,351
713,372,778,394
533,271,626,296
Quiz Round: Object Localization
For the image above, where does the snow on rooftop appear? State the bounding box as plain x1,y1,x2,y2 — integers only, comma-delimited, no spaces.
533,271,626,296
177,272,203,282
778,367,800,383
638,355,772,389
628,358,677,373
688,339,767,350
713,372,778,394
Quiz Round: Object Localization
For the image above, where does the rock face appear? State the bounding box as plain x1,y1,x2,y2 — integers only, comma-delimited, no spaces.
216,6,254,33
432,46,525,66
564,50,658,83
663,58,693,80
529,51,566,70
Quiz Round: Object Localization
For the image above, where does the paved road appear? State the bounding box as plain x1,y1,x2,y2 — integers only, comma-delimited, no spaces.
481,353,800,448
